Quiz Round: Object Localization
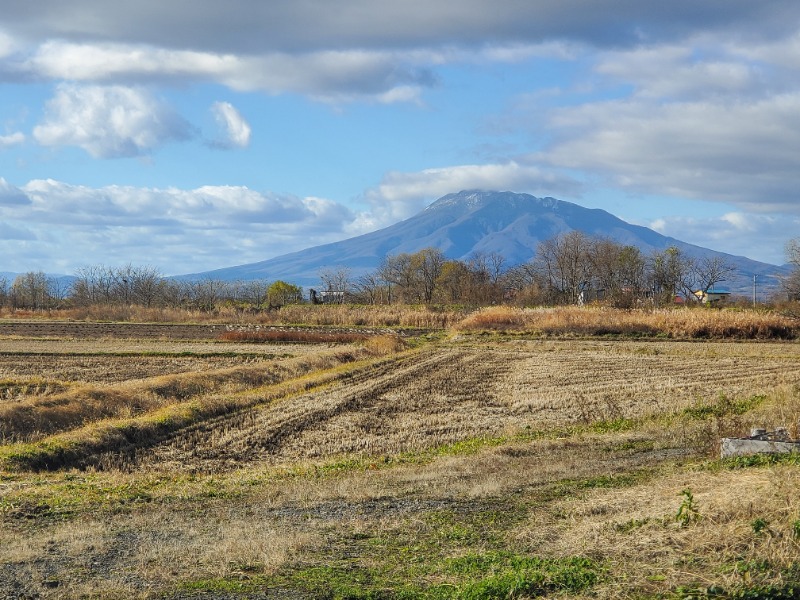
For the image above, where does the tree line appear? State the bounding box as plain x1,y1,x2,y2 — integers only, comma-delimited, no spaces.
3,232,798,311
347,232,740,307
0,264,302,312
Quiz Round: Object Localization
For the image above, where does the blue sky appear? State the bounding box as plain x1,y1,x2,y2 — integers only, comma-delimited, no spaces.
1,1,799,275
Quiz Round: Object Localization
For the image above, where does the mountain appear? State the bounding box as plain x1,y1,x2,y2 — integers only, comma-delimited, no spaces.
181,190,790,296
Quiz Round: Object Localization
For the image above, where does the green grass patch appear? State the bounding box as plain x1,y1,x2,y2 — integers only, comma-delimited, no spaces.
682,394,766,421
276,552,602,599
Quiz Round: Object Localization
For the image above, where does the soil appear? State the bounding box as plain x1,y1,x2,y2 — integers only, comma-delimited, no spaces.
0,321,420,340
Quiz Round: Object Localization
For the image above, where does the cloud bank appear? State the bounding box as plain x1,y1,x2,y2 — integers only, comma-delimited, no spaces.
0,179,356,274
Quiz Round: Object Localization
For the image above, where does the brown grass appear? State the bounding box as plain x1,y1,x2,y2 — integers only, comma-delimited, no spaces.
218,329,370,344
3,303,466,328
456,305,800,339
524,465,800,597
0,348,365,443
111,340,800,473
361,334,408,355
3,322,800,598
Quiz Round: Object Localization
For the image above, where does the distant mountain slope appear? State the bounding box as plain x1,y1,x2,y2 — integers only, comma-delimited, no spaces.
181,190,790,295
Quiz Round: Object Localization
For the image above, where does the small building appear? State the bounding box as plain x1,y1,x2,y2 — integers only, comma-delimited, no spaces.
692,288,731,305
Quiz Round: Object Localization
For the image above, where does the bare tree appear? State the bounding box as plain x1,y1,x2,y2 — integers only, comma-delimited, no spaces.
688,256,737,302
237,280,269,308
589,240,648,306
379,253,416,303
188,278,228,312
467,252,507,304
413,248,446,304
649,246,690,304
353,272,387,305
782,238,800,300
0,276,8,308
11,271,54,309
318,267,351,304
534,231,594,304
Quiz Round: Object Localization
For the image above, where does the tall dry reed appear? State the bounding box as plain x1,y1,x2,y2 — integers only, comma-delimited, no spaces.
456,305,799,339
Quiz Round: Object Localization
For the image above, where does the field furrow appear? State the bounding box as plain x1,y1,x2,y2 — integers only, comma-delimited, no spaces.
134,349,466,470
125,340,800,473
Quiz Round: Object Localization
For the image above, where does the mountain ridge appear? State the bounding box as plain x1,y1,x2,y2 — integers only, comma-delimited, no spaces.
180,190,790,296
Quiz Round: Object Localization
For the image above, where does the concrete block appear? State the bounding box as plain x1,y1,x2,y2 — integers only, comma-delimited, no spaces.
721,437,800,458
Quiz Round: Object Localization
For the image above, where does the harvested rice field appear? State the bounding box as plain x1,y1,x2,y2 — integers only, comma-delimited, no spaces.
1,319,800,599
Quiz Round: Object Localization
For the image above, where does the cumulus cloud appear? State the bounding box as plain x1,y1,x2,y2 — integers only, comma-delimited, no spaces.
32,85,193,158
16,179,345,227
0,178,357,274
0,132,24,147
210,101,251,148
17,41,437,103
353,161,583,231
541,92,800,211
595,44,760,100
0,177,30,205
648,212,799,265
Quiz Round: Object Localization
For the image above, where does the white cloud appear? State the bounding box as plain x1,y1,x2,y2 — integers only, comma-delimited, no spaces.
17,41,436,103
541,92,800,212
210,101,251,148
0,31,16,59
0,132,24,147
32,84,193,158
0,178,357,274
25,41,240,82
354,161,583,230
648,212,798,265
595,43,759,100
371,161,582,202
0,177,29,205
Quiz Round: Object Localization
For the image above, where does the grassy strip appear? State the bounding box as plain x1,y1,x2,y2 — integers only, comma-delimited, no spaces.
666,581,800,600
0,350,289,358
0,350,411,471
177,549,603,599
3,384,766,520
219,329,372,344
0,419,655,525
280,553,603,600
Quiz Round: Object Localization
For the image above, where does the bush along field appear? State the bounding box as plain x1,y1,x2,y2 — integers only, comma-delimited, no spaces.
0,307,800,598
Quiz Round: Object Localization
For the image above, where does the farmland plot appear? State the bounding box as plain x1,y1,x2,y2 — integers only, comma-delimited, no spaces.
128,339,800,473
2,322,800,599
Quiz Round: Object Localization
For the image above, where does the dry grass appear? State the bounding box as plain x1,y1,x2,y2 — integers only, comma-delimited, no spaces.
4,303,467,328
114,340,800,474
0,337,316,356
522,465,800,597
2,321,800,598
1,497,319,597
456,305,800,339
219,329,370,344
0,347,365,443
361,334,408,355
